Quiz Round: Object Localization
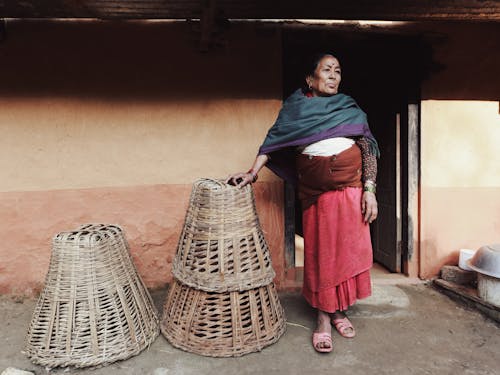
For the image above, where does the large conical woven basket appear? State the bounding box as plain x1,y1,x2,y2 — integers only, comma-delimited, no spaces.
161,278,286,357
172,178,275,292
25,224,159,368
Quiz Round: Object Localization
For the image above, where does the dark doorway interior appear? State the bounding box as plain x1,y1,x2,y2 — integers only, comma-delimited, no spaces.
282,25,428,273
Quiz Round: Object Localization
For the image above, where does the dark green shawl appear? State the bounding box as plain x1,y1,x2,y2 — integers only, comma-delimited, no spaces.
258,89,379,184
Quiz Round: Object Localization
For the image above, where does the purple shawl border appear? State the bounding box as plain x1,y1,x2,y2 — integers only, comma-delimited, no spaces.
257,123,373,186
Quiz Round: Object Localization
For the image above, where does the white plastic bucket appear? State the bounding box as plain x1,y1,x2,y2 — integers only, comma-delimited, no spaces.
459,249,475,271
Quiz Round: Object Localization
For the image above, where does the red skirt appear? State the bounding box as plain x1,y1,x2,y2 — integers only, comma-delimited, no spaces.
302,187,373,312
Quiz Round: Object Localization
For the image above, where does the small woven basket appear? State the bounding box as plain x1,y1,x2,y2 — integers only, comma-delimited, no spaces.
172,178,275,292
160,278,286,357
25,225,159,368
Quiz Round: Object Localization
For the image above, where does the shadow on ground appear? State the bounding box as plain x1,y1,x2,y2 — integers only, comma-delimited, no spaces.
1,283,499,375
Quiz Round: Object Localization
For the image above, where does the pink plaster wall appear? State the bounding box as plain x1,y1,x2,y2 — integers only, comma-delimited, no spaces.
0,182,284,296
420,187,500,278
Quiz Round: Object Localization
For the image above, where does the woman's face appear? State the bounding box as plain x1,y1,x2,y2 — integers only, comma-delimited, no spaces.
306,55,341,97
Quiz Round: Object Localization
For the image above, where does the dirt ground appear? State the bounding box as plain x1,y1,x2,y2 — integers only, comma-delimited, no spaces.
1,282,499,375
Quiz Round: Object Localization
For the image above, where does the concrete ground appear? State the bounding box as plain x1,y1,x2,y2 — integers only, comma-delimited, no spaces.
1,268,499,375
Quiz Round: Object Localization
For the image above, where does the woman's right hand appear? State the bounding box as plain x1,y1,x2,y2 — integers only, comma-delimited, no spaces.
226,172,255,188
226,155,268,188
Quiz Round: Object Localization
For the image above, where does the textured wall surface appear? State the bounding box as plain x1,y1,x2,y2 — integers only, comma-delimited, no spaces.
418,22,500,278
420,101,500,278
1,20,499,294
0,20,285,296
0,182,284,295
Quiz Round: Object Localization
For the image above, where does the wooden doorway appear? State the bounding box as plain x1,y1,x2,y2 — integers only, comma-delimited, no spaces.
282,25,425,273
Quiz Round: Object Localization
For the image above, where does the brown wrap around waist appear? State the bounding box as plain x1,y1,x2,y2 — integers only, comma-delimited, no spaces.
296,144,363,209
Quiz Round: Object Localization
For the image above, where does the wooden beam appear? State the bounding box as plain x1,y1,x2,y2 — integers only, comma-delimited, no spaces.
1,1,499,21
199,0,216,52
0,18,5,42
405,103,420,278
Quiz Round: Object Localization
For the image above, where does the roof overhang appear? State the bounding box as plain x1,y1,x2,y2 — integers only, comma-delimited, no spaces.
1,1,499,21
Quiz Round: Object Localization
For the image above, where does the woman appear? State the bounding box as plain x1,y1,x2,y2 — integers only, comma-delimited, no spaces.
227,53,379,353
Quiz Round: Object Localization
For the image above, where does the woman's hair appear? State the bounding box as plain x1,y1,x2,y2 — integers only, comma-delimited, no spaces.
304,52,338,78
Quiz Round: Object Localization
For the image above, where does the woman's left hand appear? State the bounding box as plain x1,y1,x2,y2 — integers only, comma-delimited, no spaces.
362,191,378,224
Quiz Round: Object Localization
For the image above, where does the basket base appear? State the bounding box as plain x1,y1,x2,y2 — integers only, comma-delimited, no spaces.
160,279,286,357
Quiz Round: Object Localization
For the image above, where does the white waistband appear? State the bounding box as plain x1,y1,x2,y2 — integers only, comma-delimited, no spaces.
301,137,354,157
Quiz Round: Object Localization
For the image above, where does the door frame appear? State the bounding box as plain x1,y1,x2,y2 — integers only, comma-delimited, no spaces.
403,102,420,277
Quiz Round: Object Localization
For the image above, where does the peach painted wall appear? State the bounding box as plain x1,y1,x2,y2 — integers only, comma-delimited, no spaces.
0,20,283,189
420,101,500,278
419,22,500,278
0,20,284,296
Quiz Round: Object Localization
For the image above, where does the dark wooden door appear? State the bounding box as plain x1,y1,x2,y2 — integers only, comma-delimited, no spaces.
366,106,401,272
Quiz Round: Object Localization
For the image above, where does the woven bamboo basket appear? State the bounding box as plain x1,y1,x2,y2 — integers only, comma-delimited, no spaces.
160,278,286,357
25,225,159,368
172,178,275,292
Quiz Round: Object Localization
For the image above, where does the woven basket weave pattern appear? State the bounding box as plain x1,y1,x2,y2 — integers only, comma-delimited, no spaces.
25,225,159,368
162,179,286,357
161,279,286,357
172,179,275,292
